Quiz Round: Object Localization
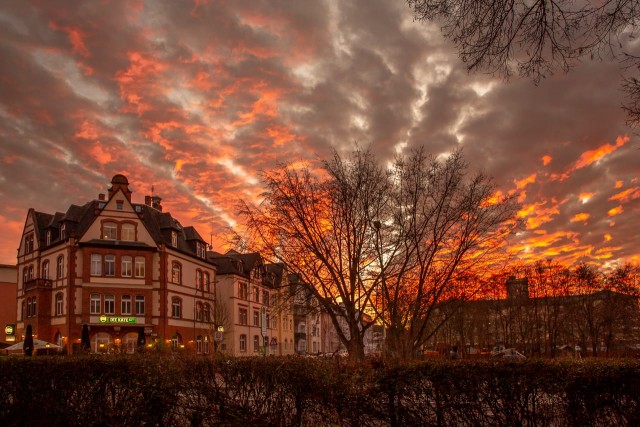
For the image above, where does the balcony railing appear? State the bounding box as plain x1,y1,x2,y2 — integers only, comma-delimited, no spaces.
24,278,53,292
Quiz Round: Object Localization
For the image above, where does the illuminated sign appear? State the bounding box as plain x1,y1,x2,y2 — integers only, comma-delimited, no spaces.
99,315,137,324
5,324,15,335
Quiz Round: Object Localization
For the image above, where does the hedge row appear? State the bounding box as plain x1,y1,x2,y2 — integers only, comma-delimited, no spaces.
0,356,638,426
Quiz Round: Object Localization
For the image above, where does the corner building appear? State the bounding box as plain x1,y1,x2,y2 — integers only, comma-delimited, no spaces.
16,174,216,354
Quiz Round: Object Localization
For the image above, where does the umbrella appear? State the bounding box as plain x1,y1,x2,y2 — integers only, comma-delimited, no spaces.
5,339,61,351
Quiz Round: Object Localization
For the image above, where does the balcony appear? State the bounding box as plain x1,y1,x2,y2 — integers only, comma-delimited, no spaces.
24,278,52,292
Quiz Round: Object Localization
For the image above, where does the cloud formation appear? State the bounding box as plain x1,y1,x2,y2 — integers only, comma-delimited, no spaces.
0,0,637,268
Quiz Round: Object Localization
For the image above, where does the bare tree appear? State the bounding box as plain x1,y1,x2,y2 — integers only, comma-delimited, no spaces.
241,147,519,360
373,149,520,358
240,148,389,361
407,0,640,123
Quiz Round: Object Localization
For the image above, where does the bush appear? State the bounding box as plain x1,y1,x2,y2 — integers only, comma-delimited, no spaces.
0,356,638,426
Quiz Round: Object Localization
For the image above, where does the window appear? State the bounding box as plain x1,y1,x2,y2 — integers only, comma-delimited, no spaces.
121,295,132,315
135,295,145,315
254,335,260,352
32,297,37,317
42,261,49,279
46,231,51,246
91,254,102,276
204,272,210,292
171,231,177,247
196,270,202,290
23,267,28,284
266,314,270,330
55,293,63,316
56,256,64,279
28,265,34,280
104,295,115,314
196,302,203,321
253,286,259,303
253,310,260,327
239,334,246,352
239,307,248,325
135,257,145,278
21,301,25,320
116,200,124,211
263,291,270,307
204,336,210,354
90,294,101,314
238,282,248,300
196,335,203,354
60,224,66,240
121,256,132,277
172,262,181,284
203,303,210,322
103,222,117,240
24,233,34,253
172,297,182,318
104,255,116,276
121,223,135,241
26,298,31,317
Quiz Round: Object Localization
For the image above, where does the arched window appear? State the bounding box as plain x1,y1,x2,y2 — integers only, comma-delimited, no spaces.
196,302,203,322
121,256,132,277
196,335,203,354
171,262,181,284
56,256,64,279
203,303,211,322
121,223,135,241
134,257,145,278
196,270,202,290
121,295,131,315
102,222,117,240
55,293,63,316
171,297,182,318
171,332,182,350
204,272,210,292
42,260,50,279
104,255,115,277
239,334,247,352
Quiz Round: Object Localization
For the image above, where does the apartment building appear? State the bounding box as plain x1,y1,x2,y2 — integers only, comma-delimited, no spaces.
16,174,215,354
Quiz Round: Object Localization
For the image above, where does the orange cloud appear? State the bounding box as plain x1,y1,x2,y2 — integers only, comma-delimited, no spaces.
551,136,629,181
615,180,624,188
541,155,552,166
570,213,590,223
50,21,90,57
608,206,623,217
604,233,612,242
514,173,536,190
609,187,640,203
579,192,594,204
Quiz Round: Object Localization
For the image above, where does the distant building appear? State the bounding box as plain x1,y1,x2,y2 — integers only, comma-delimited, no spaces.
427,276,640,358
16,174,215,354
209,251,294,356
0,264,17,344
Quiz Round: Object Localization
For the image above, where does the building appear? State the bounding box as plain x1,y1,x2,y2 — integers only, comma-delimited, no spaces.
16,174,216,354
427,276,640,358
209,250,295,356
0,264,17,344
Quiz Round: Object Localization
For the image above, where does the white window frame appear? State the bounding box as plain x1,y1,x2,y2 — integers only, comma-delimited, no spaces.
134,257,145,278
121,223,135,241
135,295,145,315
91,254,102,276
121,295,132,315
104,294,115,315
104,255,116,277
90,294,101,314
121,256,132,277
55,293,63,316
103,222,117,240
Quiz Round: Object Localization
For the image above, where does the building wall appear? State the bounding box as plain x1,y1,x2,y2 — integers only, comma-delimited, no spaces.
0,264,17,344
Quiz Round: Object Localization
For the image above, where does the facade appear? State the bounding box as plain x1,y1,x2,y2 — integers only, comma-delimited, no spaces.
210,251,295,356
0,264,17,344
16,174,215,354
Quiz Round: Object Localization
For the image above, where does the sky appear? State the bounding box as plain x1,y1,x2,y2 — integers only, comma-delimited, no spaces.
0,0,638,268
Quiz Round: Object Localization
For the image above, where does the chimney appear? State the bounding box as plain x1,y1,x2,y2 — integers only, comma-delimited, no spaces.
151,195,162,211
145,195,152,206
98,193,106,201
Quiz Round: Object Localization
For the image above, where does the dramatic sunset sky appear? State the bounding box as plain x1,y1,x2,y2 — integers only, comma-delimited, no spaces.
0,0,638,267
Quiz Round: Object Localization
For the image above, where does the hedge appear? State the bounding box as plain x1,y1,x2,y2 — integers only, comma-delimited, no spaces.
0,355,638,426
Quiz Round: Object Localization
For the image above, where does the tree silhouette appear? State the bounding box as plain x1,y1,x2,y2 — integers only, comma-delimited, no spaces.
23,324,34,357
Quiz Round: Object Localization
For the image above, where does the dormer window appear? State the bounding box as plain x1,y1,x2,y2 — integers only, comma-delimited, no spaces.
46,231,51,246
103,222,117,240
116,200,124,211
196,242,205,258
60,224,66,240
171,231,178,247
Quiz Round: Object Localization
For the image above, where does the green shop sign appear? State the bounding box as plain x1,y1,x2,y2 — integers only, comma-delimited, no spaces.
99,315,137,324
